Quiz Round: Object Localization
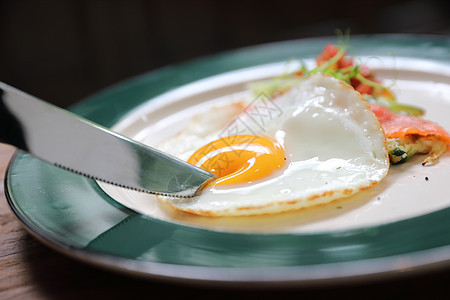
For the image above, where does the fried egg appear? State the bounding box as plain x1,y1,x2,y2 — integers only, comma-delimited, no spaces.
158,74,389,216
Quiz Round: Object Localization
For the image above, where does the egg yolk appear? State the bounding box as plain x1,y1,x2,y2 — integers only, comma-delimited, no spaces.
188,135,286,187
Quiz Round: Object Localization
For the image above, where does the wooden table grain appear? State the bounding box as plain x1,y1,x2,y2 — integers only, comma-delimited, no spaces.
1,143,450,299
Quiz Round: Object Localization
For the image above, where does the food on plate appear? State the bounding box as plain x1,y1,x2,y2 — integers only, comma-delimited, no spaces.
157,74,389,216
155,42,450,217
249,43,450,165
369,103,450,165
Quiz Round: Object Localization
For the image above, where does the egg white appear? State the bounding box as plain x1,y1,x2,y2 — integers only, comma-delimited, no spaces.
158,74,389,216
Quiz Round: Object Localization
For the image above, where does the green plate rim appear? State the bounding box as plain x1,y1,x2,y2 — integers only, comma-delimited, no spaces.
5,34,450,285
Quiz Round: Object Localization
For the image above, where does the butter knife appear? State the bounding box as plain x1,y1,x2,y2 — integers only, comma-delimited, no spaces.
0,82,216,198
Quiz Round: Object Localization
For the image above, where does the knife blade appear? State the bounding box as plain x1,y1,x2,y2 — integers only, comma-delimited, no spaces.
0,82,216,198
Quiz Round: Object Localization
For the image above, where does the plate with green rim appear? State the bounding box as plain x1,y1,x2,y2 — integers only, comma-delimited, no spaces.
5,34,450,286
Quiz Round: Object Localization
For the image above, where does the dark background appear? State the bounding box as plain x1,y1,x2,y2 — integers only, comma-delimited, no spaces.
0,0,449,108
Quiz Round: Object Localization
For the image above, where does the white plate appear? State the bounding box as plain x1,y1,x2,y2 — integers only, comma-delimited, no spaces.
99,56,450,234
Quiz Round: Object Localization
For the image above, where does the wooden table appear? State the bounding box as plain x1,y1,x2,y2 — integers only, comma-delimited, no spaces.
1,143,450,299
